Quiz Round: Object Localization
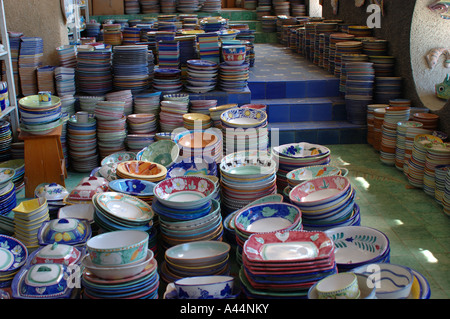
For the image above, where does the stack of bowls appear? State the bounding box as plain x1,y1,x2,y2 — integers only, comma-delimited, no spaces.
182,113,213,130
233,202,303,264
190,99,217,115
0,235,28,288
372,107,386,151
174,129,223,164
152,68,183,94
159,93,190,132
402,126,431,176
160,240,231,285
289,175,360,230
95,101,127,159
136,140,179,168
338,54,369,94
12,197,49,252
219,150,277,215
78,95,104,114
209,104,237,129
134,92,161,115
105,90,134,116
395,121,424,171
423,142,450,197
166,155,218,179
0,120,12,162
127,113,157,134
435,165,450,206
0,159,25,194
362,39,388,56
334,41,363,78
219,62,250,92
0,173,16,220
373,77,403,104
380,106,411,166
185,59,219,93
220,107,268,154
81,230,159,299
369,55,396,77
325,226,391,272
108,179,155,206
18,95,62,135
405,134,443,188
286,165,342,189
443,170,450,216
412,113,439,131
240,230,337,299
116,160,167,183
272,142,331,192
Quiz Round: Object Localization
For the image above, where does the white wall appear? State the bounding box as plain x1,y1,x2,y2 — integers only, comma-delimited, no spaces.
410,0,450,110
309,0,323,17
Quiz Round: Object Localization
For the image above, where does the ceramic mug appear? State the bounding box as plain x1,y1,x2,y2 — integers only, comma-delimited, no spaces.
38,91,52,105
76,111,89,123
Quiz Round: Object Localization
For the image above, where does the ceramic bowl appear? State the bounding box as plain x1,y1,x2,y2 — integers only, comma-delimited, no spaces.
325,226,390,267
308,273,376,299
154,176,216,209
86,230,149,266
167,156,217,179
81,249,154,280
27,242,85,266
116,160,167,182
138,140,180,168
57,203,95,223
127,113,155,124
11,263,76,299
220,107,267,128
0,168,15,189
220,150,276,178
98,163,118,181
174,275,235,299
273,142,330,159
350,263,414,299
286,165,341,186
234,202,302,237
0,235,28,274
37,218,92,246
108,179,155,197
315,272,360,299
165,240,230,267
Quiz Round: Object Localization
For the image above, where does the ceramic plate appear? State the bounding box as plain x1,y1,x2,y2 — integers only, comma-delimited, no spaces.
93,192,154,222
273,142,330,159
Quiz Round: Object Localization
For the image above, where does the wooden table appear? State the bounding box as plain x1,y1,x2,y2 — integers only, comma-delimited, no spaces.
19,125,67,198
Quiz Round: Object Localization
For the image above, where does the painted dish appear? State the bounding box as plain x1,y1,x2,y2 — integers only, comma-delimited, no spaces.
100,151,136,166
177,131,218,149
289,176,351,207
27,243,85,266
0,235,28,273
37,218,92,246
220,150,276,177
116,161,167,181
93,192,154,223
154,176,216,209
138,140,179,168
165,240,231,267
0,168,15,188
273,142,330,159
108,179,155,197
287,165,341,186
167,156,217,179
220,107,267,128
34,183,69,201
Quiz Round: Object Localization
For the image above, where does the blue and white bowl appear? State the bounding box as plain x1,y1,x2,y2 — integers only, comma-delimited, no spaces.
175,275,234,299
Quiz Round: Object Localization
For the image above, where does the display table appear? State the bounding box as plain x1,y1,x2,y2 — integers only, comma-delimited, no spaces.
19,125,67,198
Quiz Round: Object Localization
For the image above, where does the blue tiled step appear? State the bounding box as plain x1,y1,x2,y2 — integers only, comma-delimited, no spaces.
248,78,340,100
268,121,368,145
252,97,347,123
188,87,251,105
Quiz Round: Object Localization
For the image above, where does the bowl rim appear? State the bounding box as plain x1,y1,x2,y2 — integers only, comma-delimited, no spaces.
165,240,231,262
86,230,149,252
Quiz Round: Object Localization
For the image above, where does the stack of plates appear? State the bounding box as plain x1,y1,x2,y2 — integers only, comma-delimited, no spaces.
158,40,180,69
348,25,373,37
435,165,450,206
82,253,159,299
272,142,331,192
60,95,76,116
289,176,360,230
160,240,231,285
56,45,77,68
0,120,12,162
18,95,62,136
233,202,303,264
8,32,22,95
374,77,403,104
380,106,411,166
0,178,16,218
366,104,388,145
405,134,443,188
140,0,160,13
108,179,155,207
92,192,156,242
174,129,223,164
116,160,167,183
209,103,237,128
176,35,197,68
0,235,28,288
67,114,99,173
183,113,213,130
372,107,386,151
185,59,218,93
122,27,141,44
395,121,424,171
126,134,156,153
177,0,200,13
124,0,140,14
201,0,222,12
95,101,127,159
136,140,179,168
362,39,388,56
443,170,450,216
106,90,134,116
37,65,56,94
190,99,217,115
134,92,161,116
78,95,104,114
76,48,113,95
159,93,190,132
423,143,450,197
219,150,277,215
86,23,101,40
369,55,396,77
160,0,176,13
261,16,277,33
112,45,150,94
55,66,76,96
240,230,337,299
334,41,363,78
219,62,250,92
325,226,391,272
328,33,355,74
403,127,432,176
153,68,183,94
220,107,268,153
339,54,369,94
197,32,221,64
12,197,50,251
127,113,157,134
0,159,25,194
413,113,439,131
344,62,375,125
18,37,44,96
102,24,123,46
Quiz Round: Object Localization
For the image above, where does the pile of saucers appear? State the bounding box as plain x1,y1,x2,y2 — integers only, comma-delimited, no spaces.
219,150,277,215
219,62,250,92
240,230,337,299
159,94,190,132
185,59,218,93
272,142,331,192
